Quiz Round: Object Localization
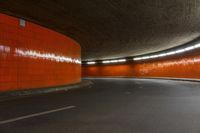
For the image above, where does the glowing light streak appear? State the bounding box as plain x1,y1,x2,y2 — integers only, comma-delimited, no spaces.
15,48,81,64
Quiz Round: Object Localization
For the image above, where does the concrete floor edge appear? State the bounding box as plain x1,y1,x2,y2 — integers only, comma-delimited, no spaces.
0,80,93,102
83,77,200,83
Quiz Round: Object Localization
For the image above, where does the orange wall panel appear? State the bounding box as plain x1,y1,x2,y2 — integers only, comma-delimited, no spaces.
82,50,200,79
0,13,81,92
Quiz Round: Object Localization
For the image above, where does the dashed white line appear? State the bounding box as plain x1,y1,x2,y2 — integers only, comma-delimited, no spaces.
0,105,76,125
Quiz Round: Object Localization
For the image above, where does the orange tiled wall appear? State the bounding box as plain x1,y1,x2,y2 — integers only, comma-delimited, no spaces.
0,13,81,92
82,50,200,79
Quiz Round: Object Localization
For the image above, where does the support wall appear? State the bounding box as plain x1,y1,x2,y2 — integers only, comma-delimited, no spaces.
0,13,81,92
82,49,200,79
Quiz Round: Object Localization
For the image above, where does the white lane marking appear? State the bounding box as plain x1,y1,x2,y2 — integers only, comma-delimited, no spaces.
0,106,76,125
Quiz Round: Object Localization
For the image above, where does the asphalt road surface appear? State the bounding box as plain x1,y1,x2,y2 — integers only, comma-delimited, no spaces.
0,78,200,133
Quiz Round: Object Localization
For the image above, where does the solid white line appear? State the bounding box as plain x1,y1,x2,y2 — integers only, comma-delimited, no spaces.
0,105,76,125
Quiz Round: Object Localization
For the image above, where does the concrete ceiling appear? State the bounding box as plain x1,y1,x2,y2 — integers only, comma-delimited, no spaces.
0,0,200,61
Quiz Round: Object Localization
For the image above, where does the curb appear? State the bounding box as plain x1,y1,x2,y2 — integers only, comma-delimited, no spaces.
0,80,93,102
138,77,200,83
83,77,200,83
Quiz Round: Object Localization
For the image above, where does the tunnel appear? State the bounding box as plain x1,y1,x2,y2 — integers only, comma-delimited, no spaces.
0,0,200,133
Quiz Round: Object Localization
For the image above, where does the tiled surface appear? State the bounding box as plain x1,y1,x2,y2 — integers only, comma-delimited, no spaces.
0,13,81,92
82,50,200,79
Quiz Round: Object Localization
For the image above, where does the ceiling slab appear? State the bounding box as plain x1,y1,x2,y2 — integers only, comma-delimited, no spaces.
0,0,200,60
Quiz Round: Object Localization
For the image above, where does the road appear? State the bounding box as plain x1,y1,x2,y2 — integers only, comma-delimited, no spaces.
0,78,200,133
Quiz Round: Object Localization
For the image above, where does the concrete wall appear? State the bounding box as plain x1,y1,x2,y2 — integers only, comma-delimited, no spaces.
82,49,200,79
0,13,81,92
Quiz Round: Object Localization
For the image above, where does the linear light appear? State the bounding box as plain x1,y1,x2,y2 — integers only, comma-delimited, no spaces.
175,49,185,54
85,42,200,65
117,59,127,62
184,46,195,51
133,43,200,61
101,59,127,64
142,56,150,60
102,60,111,64
158,53,167,57
133,57,142,61
194,43,200,48
149,55,159,58
87,61,96,65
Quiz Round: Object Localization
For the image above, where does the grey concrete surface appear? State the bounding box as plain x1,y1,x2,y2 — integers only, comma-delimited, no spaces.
1,0,200,60
0,80,93,102
0,78,200,133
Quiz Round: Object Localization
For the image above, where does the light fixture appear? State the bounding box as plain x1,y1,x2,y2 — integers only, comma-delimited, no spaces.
87,61,96,65
102,60,111,64
133,43,200,61
117,59,127,62
84,42,200,65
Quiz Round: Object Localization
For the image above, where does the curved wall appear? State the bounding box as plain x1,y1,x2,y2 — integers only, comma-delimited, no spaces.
82,49,200,79
0,13,81,92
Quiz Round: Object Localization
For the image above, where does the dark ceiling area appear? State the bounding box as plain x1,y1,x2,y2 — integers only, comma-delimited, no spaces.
0,0,200,61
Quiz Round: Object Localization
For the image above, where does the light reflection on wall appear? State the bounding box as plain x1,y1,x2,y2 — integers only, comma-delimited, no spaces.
0,45,81,64
15,48,81,64
139,57,200,74
0,45,10,53
157,58,200,67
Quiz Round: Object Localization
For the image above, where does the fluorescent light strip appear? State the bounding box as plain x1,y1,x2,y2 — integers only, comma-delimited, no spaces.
134,57,142,61
102,59,127,64
87,61,96,65
117,59,127,62
133,43,200,61
194,43,200,48
85,43,200,65
102,60,111,64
